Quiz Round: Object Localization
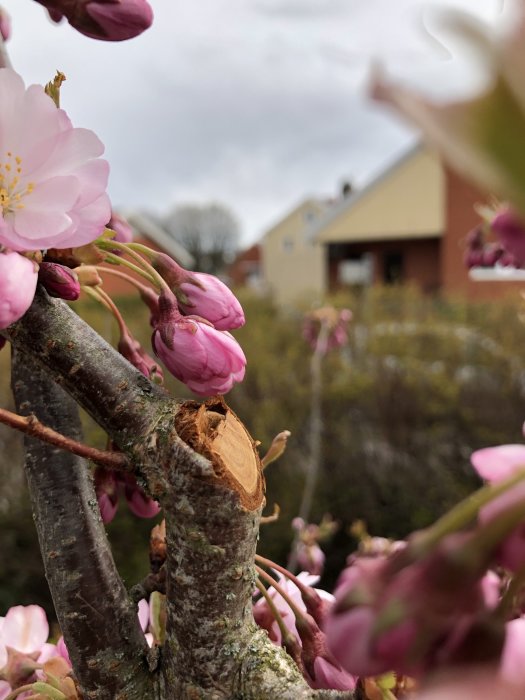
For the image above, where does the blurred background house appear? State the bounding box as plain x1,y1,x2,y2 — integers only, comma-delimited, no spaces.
258,144,525,305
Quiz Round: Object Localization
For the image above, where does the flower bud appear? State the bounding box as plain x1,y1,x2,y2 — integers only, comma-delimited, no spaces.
179,272,245,330
0,7,11,41
261,430,291,468
36,0,153,42
108,212,133,243
152,290,246,395
0,252,38,328
38,262,80,301
150,253,245,330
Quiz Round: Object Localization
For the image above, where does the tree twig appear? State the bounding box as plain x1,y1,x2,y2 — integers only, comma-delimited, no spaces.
0,406,130,470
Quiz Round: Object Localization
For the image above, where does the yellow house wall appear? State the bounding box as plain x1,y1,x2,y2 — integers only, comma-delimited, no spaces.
316,148,445,244
262,200,326,305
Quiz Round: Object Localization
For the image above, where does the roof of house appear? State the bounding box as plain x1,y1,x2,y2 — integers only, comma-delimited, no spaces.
307,141,444,245
120,210,195,269
261,197,331,242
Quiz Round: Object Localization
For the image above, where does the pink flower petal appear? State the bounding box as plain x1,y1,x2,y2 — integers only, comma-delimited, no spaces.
471,445,525,483
1,605,48,654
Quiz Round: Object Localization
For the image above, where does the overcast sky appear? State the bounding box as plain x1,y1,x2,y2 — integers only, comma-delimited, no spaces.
2,0,516,244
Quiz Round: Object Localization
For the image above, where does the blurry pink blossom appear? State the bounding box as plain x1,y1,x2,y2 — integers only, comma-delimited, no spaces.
295,542,325,577
0,68,110,252
153,291,246,396
108,211,133,244
326,535,494,678
471,443,525,571
0,251,38,328
0,7,11,41
471,444,525,483
36,0,153,41
490,207,525,267
303,307,352,354
253,571,333,647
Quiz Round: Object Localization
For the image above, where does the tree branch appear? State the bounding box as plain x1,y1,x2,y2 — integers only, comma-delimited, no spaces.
7,286,167,447
11,350,155,700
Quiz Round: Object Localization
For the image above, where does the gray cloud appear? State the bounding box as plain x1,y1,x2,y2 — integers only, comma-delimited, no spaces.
3,0,507,243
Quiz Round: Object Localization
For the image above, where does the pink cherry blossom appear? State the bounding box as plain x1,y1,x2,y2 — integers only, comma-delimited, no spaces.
179,272,245,331
471,444,525,483
108,212,133,244
0,68,110,252
0,251,38,328
0,605,48,656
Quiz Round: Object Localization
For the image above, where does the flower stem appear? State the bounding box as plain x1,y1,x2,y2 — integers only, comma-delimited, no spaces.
82,287,127,340
100,249,157,287
255,565,305,622
98,240,169,292
96,265,155,296
412,468,525,556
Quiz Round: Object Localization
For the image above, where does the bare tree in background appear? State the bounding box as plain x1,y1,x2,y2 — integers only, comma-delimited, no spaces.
164,203,240,274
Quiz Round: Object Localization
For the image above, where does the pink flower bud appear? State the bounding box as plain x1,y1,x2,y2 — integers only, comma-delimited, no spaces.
124,475,160,519
296,542,325,577
94,467,119,523
152,291,246,395
0,7,11,41
179,272,245,330
94,466,160,522
37,0,153,42
38,262,80,301
108,212,133,243
150,253,245,330
0,252,38,329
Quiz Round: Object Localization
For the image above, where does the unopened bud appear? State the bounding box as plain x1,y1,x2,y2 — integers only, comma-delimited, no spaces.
261,430,291,468
0,6,11,41
108,212,133,244
38,262,80,301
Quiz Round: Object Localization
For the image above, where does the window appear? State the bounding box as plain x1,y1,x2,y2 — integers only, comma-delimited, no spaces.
282,237,294,253
383,252,404,284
